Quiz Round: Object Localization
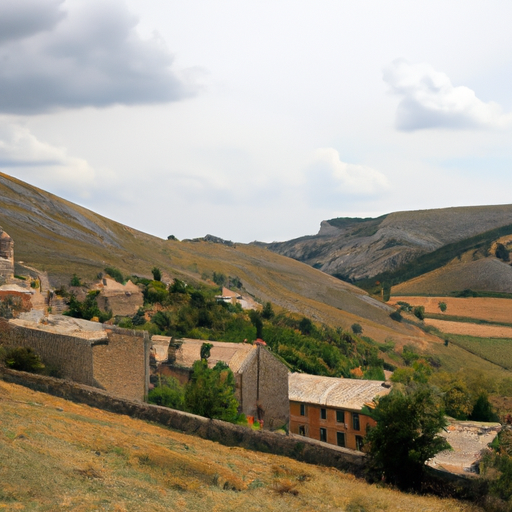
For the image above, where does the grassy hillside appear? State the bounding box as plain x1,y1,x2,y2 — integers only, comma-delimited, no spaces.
0,379,481,511
0,172,429,345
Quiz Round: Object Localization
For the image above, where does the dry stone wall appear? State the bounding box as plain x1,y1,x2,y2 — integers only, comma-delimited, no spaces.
0,318,94,385
93,328,150,401
0,368,366,475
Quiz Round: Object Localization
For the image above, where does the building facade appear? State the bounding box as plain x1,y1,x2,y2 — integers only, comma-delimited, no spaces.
289,373,391,451
152,336,290,429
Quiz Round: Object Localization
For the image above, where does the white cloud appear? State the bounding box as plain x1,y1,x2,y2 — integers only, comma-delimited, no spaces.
0,121,97,198
383,59,512,131
0,0,197,114
304,148,389,207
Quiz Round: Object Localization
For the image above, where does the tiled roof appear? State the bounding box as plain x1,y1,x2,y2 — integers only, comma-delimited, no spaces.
153,336,256,373
289,373,390,411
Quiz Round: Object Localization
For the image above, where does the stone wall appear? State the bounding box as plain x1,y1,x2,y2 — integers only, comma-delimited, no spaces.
0,318,94,385
96,293,143,317
0,229,14,281
93,328,150,401
0,368,366,476
238,346,289,429
0,320,150,401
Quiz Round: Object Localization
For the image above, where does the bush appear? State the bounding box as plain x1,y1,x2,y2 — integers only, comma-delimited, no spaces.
413,306,425,321
212,271,226,286
438,301,447,312
351,323,363,335
151,267,162,282
148,376,185,410
104,266,124,284
4,347,45,373
70,274,82,287
389,310,402,322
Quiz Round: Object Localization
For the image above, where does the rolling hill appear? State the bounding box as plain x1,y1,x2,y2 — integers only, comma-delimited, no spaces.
264,205,512,285
0,172,429,346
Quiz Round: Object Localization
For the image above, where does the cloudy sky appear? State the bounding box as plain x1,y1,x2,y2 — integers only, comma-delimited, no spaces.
1,0,512,243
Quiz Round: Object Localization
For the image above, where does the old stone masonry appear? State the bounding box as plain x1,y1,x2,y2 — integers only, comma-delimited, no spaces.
0,227,14,282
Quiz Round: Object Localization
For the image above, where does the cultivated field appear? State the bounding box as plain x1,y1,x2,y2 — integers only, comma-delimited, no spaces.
390,296,512,325
440,334,512,371
0,380,481,512
424,318,512,338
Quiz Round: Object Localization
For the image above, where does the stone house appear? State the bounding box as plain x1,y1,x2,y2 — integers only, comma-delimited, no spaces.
0,312,151,401
151,336,289,429
289,373,391,451
0,228,14,282
92,277,144,317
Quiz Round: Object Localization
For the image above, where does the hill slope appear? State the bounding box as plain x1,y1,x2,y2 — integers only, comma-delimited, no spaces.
0,379,476,511
0,172,427,344
264,205,512,282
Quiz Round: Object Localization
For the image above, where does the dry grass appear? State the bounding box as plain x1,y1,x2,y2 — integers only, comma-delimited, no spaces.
391,296,512,325
0,380,481,512
424,319,512,338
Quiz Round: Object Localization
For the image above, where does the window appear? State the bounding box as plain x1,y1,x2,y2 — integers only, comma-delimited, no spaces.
320,408,327,420
300,403,306,416
299,425,306,436
355,435,364,451
336,410,344,423
352,413,360,431
336,432,345,447
320,428,327,443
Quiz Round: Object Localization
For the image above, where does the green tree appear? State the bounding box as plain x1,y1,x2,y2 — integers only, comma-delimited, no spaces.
148,376,185,410
261,302,275,320
249,310,263,339
365,385,450,490
469,393,499,422
4,347,45,373
70,274,82,287
438,301,447,313
413,306,425,321
185,359,239,422
351,323,363,335
104,266,124,283
212,271,226,286
152,267,162,282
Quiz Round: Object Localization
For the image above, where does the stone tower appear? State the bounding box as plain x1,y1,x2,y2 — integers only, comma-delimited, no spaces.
0,227,14,281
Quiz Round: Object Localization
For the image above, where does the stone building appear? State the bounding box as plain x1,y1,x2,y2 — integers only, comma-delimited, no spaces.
0,313,151,401
92,277,144,317
152,336,290,429
0,228,14,282
289,373,391,451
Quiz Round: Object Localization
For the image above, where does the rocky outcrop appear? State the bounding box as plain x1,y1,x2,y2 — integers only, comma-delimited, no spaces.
265,205,512,282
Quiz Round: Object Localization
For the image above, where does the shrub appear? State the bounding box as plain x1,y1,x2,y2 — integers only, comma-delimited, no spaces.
148,376,185,410
438,301,447,312
151,267,162,282
4,347,45,373
351,323,363,335
104,266,124,284
70,274,82,287
413,306,425,321
212,271,226,286
389,310,402,322
261,302,275,320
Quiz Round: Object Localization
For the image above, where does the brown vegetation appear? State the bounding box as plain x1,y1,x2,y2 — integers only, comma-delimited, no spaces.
0,380,481,511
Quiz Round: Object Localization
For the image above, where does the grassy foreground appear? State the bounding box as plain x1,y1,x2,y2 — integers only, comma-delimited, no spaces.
0,380,481,512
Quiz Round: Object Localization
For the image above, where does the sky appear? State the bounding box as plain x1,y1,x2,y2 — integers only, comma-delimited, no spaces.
1,0,512,243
